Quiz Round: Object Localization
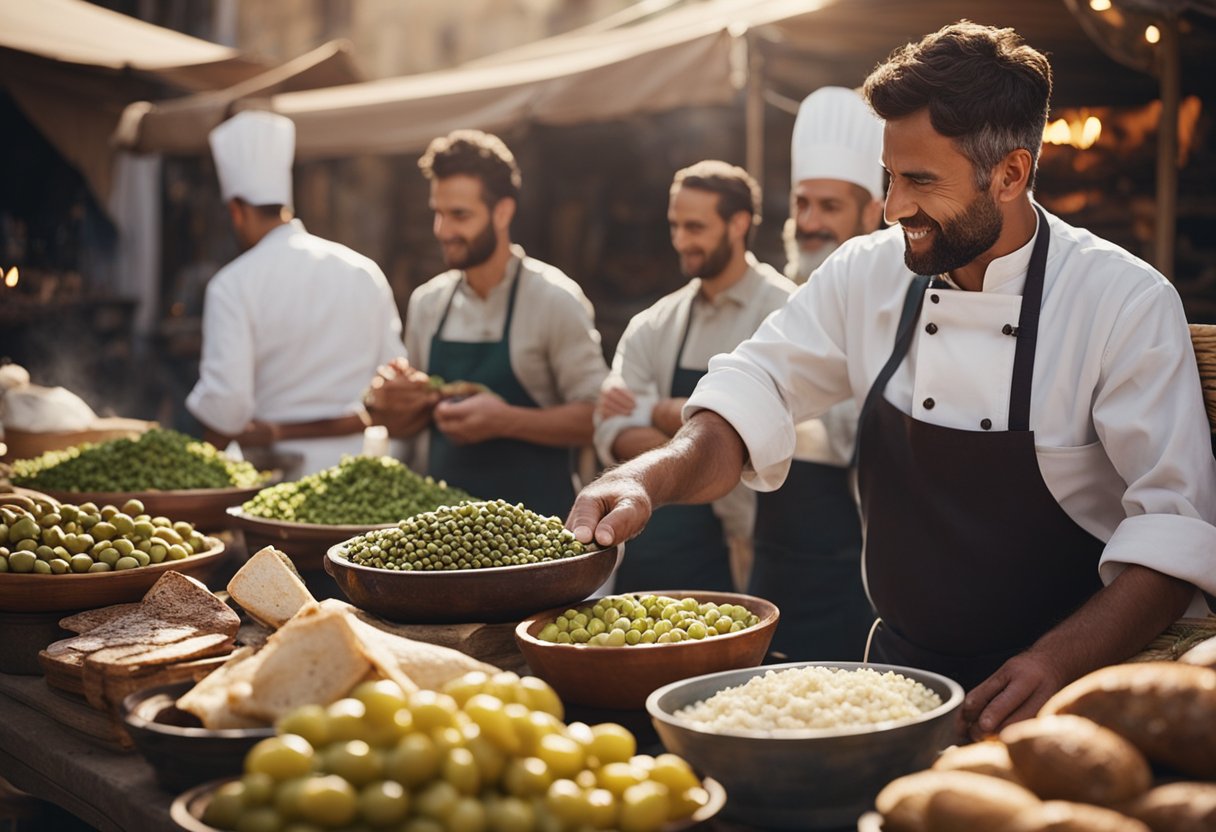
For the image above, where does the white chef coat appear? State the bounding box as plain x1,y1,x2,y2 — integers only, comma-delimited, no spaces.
595,255,793,540
686,207,1216,615
402,246,609,473
186,220,405,474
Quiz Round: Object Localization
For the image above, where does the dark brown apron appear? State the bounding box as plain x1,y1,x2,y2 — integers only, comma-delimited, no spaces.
857,208,1105,690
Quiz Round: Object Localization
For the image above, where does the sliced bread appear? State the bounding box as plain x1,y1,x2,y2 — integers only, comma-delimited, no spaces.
227,546,315,629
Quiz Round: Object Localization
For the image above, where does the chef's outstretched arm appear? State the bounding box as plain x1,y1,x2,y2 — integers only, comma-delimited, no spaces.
567,409,745,548
960,564,1193,739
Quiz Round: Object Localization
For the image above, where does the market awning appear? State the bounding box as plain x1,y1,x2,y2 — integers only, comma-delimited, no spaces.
113,0,1193,163
0,0,360,204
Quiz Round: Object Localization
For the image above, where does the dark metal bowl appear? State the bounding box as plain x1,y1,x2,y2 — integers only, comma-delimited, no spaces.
122,681,272,792
323,540,621,624
647,661,964,830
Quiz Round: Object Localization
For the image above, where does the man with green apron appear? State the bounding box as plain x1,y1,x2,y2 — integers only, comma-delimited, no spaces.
748,87,887,661
368,130,608,519
595,161,792,592
568,23,1216,740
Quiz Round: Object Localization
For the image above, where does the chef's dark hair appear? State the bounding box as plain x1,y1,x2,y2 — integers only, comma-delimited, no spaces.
419,129,522,207
864,21,1051,191
671,160,762,238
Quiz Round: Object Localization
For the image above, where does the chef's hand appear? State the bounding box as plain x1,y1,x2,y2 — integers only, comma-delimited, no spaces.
433,393,507,445
365,361,438,438
231,419,279,448
596,382,637,419
566,468,654,548
960,649,1066,740
652,397,688,436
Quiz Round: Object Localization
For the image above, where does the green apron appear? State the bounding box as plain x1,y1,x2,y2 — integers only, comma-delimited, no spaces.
427,260,575,520
613,297,733,592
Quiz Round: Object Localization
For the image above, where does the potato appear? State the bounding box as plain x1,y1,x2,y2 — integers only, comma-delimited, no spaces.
1119,782,1216,832
1039,663,1216,779
1000,715,1151,805
876,770,1038,832
1010,800,1151,832
932,740,1020,782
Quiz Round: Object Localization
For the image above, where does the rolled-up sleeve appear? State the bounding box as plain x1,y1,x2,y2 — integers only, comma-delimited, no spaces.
594,315,662,466
186,278,255,435
1093,280,1216,607
684,265,854,491
547,289,609,405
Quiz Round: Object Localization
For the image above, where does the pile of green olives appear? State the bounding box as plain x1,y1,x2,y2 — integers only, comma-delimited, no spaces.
538,594,760,646
242,456,473,526
343,500,586,571
0,497,210,575
10,428,263,491
204,671,709,832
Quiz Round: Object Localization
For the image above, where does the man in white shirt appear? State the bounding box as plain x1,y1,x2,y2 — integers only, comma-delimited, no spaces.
368,130,608,519
748,88,885,661
186,112,405,475
568,22,1216,738
595,161,791,592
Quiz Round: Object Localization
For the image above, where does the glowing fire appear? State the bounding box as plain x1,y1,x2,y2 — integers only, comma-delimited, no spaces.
3,267,17,288
1043,116,1102,150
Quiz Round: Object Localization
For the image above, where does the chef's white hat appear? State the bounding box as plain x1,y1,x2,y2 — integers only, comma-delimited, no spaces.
791,86,884,200
208,111,295,207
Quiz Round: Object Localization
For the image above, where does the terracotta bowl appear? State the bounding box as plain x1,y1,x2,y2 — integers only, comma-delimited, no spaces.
515,590,779,710
0,537,226,613
122,681,273,792
171,775,726,832
41,488,264,533
225,506,395,573
646,661,964,830
324,540,622,624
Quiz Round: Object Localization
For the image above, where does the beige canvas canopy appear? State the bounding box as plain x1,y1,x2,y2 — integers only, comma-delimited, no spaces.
113,0,1164,162
0,0,359,203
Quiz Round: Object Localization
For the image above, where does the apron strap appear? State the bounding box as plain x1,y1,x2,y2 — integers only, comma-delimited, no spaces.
1008,206,1051,432
853,274,932,465
434,256,525,341
672,292,698,383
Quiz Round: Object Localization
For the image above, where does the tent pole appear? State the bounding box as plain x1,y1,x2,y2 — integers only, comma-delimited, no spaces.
746,36,764,182
1154,14,1180,281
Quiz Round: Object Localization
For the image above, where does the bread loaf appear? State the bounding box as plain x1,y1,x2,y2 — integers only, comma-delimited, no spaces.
1000,715,1151,805
932,740,1020,782
875,770,1038,832
1039,663,1216,779
1119,782,1216,832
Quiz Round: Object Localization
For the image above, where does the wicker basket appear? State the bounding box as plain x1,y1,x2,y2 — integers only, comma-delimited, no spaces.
1126,615,1216,663
1189,324,1216,431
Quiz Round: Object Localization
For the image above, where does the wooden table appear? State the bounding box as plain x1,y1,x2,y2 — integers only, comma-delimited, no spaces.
0,674,176,832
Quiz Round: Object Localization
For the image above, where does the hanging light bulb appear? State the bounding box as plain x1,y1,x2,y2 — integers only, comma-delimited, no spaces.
1079,116,1102,149
1145,25,1161,43
3,267,18,288
1089,0,1112,10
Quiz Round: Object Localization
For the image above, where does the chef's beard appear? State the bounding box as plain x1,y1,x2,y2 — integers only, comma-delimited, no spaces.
680,231,733,280
783,224,838,284
902,190,1003,277
442,221,498,270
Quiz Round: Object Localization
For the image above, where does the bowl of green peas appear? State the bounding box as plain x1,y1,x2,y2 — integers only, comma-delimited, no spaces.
324,500,622,624
514,591,779,710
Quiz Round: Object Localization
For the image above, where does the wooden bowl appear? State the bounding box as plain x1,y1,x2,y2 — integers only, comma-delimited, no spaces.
41,487,264,533
515,590,779,710
0,537,226,612
171,775,726,832
324,541,622,624
122,682,273,792
224,507,395,573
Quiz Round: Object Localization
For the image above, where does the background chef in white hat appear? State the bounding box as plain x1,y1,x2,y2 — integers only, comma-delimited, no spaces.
748,86,885,660
783,86,886,282
186,110,406,476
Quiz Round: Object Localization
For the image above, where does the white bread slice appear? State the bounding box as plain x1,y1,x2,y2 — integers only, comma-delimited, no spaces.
231,608,371,722
227,546,315,629
176,647,267,730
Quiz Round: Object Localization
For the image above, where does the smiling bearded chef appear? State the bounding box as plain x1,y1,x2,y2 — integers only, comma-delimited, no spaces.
566,21,1216,740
